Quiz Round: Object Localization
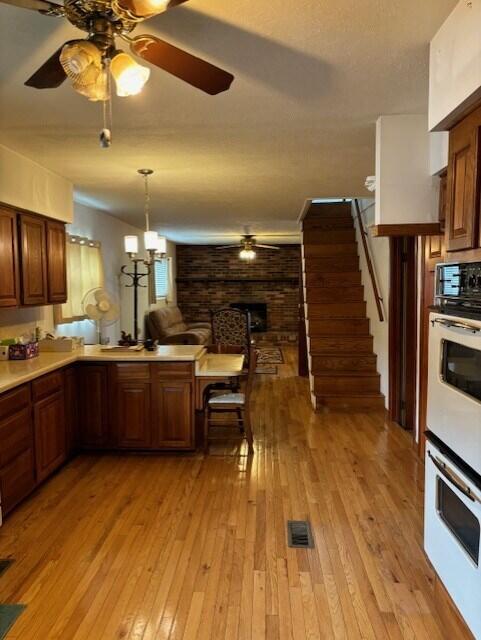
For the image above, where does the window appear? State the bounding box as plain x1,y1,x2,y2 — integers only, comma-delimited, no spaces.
154,258,170,299
54,235,104,324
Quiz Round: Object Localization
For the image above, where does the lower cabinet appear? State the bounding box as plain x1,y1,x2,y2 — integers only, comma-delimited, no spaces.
153,381,193,449
0,448,36,515
115,382,152,449
34,389,66,483
77,365,110,448
64,366,78,455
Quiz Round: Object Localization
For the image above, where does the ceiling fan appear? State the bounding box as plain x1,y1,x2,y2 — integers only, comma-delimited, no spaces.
216,235,280,261
1,0,234,101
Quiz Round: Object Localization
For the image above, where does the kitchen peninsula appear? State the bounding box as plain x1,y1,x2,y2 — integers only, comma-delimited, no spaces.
0,345,244,520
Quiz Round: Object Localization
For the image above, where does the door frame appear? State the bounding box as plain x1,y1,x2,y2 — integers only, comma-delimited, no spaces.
388,237,418,430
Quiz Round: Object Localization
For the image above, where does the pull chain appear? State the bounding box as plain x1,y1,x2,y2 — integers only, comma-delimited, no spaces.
100,58,113,148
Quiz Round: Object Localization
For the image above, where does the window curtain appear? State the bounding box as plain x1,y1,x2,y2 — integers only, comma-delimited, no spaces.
54,239,104,324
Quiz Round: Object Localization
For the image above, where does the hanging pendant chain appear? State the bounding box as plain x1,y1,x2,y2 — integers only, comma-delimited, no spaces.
144,174,151,232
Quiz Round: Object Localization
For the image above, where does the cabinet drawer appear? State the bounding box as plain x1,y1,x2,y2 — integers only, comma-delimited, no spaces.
113,363,150,381
0,384,30,421
152,363,193,380
0,407,33,467
32,370,64,401
0,448,35,515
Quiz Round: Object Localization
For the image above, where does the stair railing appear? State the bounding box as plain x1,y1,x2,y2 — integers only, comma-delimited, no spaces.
354,199,385,322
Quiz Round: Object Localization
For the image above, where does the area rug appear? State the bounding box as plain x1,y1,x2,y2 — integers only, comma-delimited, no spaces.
256,346,284,365
0,604,26,639
255,364,278,375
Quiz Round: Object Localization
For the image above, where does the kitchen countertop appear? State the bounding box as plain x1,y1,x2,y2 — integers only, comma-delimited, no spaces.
0,344,206,395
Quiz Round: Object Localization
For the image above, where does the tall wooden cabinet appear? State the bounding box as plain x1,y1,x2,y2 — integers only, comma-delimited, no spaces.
446,105,481,252
0,204,67,307
19,213,48,305
46,220,68,303
0,207,20,308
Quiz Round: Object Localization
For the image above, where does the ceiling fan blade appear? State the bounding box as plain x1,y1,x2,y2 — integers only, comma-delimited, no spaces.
25,44,68,89
130,35,234,95
216,245,242,250
256,244,280,250
165,0,190,8
0,0,63,13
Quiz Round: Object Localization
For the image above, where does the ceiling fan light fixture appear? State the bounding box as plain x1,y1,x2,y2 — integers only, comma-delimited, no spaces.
116,0,169,19
111,52,150,96
239,248,256,261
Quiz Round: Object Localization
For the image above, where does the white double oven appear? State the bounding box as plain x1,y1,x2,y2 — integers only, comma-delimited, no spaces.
426,261,481,638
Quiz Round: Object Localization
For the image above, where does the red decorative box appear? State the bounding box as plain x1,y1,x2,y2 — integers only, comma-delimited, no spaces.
9,342,39,360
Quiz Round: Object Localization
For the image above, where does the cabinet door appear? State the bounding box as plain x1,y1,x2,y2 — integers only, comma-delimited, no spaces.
64,367,78,456
115,382,152,449
0,207,19,307
439,170,447,231
153,381,193,449
46,220,67,303
19,213,47,305
446,120,480,252
78,365,109,448
34,389,66,483
0,448,35,515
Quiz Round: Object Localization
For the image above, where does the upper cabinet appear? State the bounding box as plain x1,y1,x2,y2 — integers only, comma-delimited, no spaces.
46,220,67,304
0,205,67,307
19,213,48,305
445,109,481,252
0,207,20,308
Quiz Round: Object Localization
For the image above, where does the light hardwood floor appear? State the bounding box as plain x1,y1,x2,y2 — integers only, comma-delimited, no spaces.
0,348,467,639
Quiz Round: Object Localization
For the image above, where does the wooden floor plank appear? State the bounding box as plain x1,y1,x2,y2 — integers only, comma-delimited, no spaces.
0,347,461,639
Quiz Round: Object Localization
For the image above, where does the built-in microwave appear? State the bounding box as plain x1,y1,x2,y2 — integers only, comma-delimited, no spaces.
435,261,481,318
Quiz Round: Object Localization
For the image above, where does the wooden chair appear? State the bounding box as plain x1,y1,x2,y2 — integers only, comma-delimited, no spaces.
203,347,257,455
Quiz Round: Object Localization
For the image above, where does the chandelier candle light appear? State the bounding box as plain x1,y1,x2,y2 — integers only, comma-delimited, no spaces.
122,168,167,342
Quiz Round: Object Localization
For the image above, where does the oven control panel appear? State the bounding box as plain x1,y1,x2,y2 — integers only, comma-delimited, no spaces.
436,262,481,315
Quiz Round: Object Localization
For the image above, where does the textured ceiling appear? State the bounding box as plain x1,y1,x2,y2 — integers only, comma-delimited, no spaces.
0,0,456,243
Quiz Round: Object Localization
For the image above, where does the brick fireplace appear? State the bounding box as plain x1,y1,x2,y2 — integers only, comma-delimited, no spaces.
176,244,301,343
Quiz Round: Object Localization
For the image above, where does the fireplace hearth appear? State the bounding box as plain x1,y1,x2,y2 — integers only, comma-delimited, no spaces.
231,302,267,333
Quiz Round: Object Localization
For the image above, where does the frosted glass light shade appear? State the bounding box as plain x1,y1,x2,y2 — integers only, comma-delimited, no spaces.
117,0,169,18
111,53,150,97
124,235,139,254
239,249,256,261
144,230,159,251
157,236,167,255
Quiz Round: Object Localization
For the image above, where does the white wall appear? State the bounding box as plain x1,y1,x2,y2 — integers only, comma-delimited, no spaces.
0,145,73,222
375,115,439,226
430,131,449,176
353,199,390,406
430,0,481,131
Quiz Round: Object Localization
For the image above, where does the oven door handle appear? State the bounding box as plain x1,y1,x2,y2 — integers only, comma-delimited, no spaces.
428,451,480,503
431,318,480,334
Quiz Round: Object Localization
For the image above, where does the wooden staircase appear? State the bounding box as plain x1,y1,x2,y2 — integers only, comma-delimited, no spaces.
302,202,385,411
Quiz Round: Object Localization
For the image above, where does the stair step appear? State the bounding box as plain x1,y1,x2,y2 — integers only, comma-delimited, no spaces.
314,372,380,394
303,244,358,258
308,302,367,319
303,218,354,230
308,319,370,336
304,256,360,272
315,393,385,411
304,271,361,287
303,229,356,244
310,335,374,354
311,354,377,372
306,286,364,303
306,203,352,218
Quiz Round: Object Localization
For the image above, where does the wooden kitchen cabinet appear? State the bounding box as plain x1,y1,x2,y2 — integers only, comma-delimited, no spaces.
46,220,67,303
0,207,20,307
115,382,152,449
446,107,481,252
19,213,48,305
0,384,35,515
34,389,66,483
77,365,110,448
153,380,194,449
64,367,78,455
